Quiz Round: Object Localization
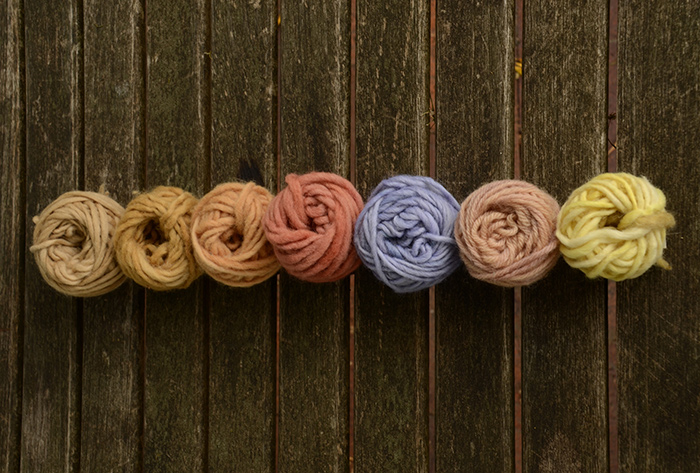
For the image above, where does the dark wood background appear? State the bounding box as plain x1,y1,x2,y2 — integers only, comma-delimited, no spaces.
1,0,699,471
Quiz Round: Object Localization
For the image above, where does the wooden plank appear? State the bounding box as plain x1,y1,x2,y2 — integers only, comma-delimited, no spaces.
0,0,24,470
354,0,429,470
208,0,276,469
434,0,514,470
617,2,700,470
521,1,609,472
80,0,145,470
277,1,350,471
144,0,208,470
21,0,82,471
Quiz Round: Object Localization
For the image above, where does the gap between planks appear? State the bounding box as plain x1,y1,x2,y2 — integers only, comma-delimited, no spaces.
514,0,524,471
607,0,620,470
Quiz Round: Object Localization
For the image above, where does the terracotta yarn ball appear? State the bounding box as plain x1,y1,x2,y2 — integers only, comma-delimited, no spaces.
455,180,560,287
262,172,364,283
191,182,280,287
30,191,126,297
114,186,202,291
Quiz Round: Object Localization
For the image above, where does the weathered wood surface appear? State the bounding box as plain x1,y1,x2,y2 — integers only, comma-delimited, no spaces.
617,1,700,471
21,0,82,471
80,0,145,470
5,1,700,472
0,0,23,471
208,0,277,471
521,1,610,472
278,1,350,472
354,0,430,471
435,0,515,471
143,0,208,470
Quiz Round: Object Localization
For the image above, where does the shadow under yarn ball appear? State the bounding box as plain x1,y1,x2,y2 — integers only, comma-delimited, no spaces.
454,180,560,287
354,175,462,293
557,172,675,281
191,182,280,287
262,172,364,283
31,190,127,297
114,186,202,291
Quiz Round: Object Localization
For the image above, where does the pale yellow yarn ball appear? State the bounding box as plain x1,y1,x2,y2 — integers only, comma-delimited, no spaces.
31,191,126,297
556,173,675,281
114,186,202,291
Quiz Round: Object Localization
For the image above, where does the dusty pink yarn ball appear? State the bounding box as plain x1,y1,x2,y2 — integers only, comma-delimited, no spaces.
454,180,560,287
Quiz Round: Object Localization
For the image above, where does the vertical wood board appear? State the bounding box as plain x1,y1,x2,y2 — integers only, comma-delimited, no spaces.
354,0,430,471
277,1,351,471
22,0,82,471
0,0,25,470
521,1,609,471
435,0,515,470
618,1,700,470
208,0,277,469
144,0,209,469
80,0,146,470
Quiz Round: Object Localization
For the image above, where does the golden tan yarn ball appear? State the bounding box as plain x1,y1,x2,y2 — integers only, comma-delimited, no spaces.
191,182,280,287
114,186,202,291
556,173,675,281
30,191,126,297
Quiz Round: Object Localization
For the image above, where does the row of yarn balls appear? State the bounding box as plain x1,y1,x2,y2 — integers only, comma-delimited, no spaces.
31,172,675,297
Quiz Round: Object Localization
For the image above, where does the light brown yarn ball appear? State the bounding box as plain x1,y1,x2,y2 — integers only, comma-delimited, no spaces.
455,180,560,287
114,186,202,291
30,191,126,297
191,182,280,287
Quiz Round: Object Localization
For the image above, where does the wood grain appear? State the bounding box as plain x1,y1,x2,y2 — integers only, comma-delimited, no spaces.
617,1,700,470
277,1,350,471
435,0,515,470
80,1,146,470
8,1,700,470
354,0,429,471
0,0,24,470
208,0,277,470
521,1,609,472
144,0,208,470
21,0,82,471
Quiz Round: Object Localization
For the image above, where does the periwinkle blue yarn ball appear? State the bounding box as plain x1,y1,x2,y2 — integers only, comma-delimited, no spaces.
354,175,462,293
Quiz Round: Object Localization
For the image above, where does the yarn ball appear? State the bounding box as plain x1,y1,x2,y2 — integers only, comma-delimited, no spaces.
191,182,280,287
262,172,364,283
454,180,560,287
557,172,675,281
30,191,127,297
114,186,202,291
354,175,461,293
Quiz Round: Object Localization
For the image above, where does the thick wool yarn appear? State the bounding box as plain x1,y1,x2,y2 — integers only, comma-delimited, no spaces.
557,173,675,281
30,191,126,297
454,180,560,287
354,175,461,293
191,182,280,287
262,172,364,282
114,186,202,290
